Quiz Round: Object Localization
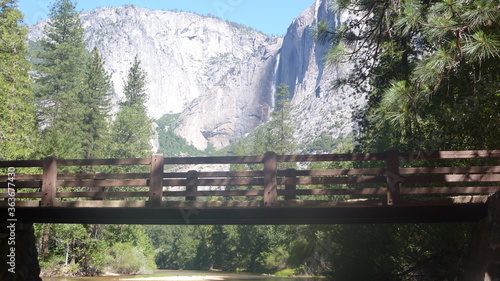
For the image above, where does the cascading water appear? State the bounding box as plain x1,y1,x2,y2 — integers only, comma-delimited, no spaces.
271,52,281,109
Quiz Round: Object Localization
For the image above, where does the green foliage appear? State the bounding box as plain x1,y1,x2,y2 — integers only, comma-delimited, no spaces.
80,46,113,159
226,84,296,157
304,132,355,154
0,0,37,160
111,56,153,158
156,113,205,157
273,268,296,277
316,0,500,279
106,242,155,275
33,0,88,159
30,3,155,277
146,225,200,270
265,83,296,155
323,0,500,151
327,223,475,281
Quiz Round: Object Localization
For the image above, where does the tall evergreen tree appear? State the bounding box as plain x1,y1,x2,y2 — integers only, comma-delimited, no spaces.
80,46,112,159
316,1,500,279
320,0,500,151
34,0,87,158
266,83,296,155
0,0,36,160
111,55,153,158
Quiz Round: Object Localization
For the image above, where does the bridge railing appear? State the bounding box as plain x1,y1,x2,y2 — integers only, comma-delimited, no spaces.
1,150,500,208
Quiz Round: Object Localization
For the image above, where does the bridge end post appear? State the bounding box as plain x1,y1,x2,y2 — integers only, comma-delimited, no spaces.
263,151,278,207
148,154,164,207
385,149,401,205
41,157,57,207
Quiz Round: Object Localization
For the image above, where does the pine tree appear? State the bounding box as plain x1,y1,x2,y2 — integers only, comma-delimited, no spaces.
80,46,112,159
111,55,153,158
318,1,500,279
321,0,500,151
265,83,295,155
34,0,87,158
0,0,37,160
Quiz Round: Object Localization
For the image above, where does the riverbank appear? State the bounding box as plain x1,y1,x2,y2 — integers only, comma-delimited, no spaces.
41,269,322,281
120,270,318,280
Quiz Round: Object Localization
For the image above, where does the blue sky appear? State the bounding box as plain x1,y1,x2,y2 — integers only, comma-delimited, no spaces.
19,0,316,36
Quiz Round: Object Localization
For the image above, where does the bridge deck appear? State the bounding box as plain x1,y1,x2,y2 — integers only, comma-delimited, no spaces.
3,196,490,224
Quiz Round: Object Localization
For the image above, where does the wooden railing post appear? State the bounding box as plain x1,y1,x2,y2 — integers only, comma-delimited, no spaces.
41,156,57,207
263,151,278,207
285,168,297,200
186,170,198,201
385,149,402,205
149,154,164,207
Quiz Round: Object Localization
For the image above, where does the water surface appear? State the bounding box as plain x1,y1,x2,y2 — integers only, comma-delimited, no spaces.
41,269,321,281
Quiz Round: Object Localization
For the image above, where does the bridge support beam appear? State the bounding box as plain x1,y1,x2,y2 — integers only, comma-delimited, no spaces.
464,192,500,281
0,222,41,281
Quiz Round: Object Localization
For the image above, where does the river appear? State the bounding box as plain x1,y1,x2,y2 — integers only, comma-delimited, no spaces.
41,270,322,281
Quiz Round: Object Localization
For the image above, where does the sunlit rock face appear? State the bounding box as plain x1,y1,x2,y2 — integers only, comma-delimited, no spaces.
29,5,281,150
275,0,363,150
29,0,364,151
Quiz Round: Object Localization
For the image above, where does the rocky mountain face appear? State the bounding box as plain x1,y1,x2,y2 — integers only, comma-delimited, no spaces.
276,0,363,147
28,0,364,152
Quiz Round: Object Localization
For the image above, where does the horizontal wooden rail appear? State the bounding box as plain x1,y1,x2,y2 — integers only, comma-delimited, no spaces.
57,158,152,166
1,150,499,209
399,150,500,161
277,152,387,162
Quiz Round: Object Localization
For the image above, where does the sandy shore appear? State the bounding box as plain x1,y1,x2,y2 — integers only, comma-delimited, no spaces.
120,275,278,280
121,277,226,281
119,270,286,281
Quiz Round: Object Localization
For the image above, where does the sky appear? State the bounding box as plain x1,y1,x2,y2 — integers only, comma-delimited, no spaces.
19,0,316,36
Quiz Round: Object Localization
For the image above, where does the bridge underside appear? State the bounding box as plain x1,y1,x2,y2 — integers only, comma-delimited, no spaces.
5,196,489,224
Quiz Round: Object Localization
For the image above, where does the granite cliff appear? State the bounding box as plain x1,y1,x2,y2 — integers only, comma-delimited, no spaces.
28,0,363,152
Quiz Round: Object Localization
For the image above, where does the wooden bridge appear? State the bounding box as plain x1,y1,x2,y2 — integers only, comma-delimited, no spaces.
1,150,499,224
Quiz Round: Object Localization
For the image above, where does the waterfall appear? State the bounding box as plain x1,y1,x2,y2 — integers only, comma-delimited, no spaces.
271,52,281,109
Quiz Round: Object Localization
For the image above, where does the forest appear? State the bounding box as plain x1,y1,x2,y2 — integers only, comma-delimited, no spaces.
0,0,499,280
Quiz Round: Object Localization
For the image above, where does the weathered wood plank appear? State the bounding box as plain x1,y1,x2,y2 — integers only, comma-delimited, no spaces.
57,173,150,180
400,166,500,174
0,174,43,181
50,200,148,208
279,168,386,177
386,149,401,205
278,176,386,185
41,157,57,207
0,192,43,199
162,189,264,197
285,169,297,200
0,181,41,188
401,186,500,194
195,171,264,178
278,188,388,196
277,152,386,162
57,179,149,187
56,191,149,198
149,154,164,206
263,151,278,207
162,178,264,186
186,170,198,201
403,174,500,183
164,155,264,164
0,160,44,167
399,150,500,161
58,158,151,166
